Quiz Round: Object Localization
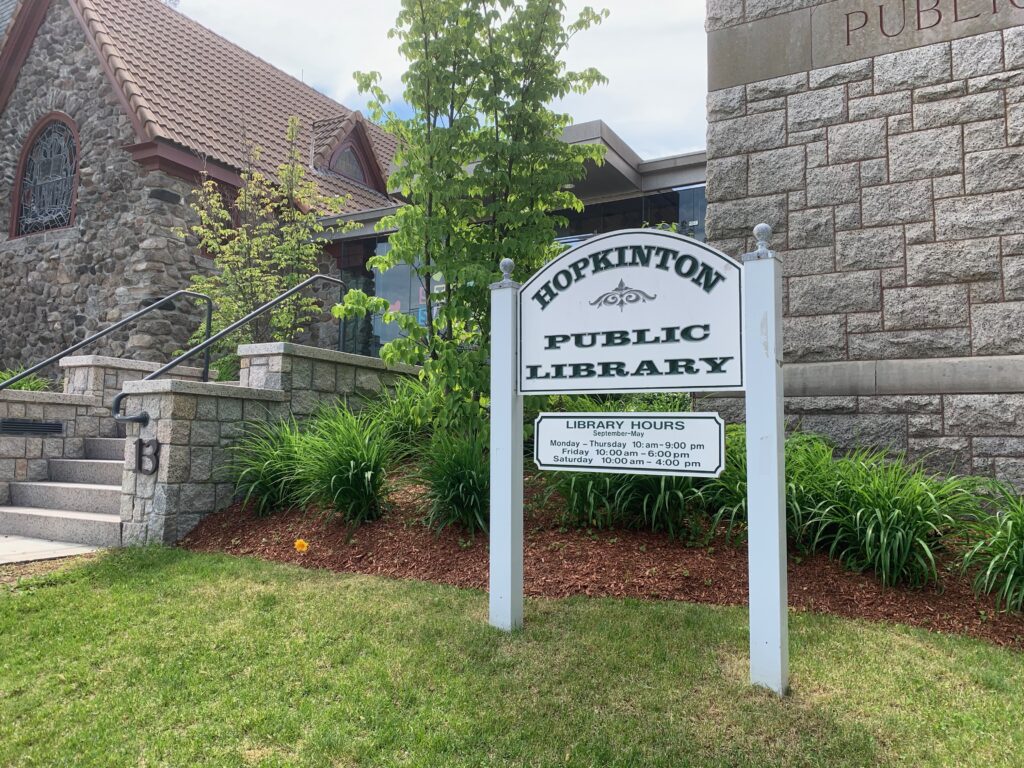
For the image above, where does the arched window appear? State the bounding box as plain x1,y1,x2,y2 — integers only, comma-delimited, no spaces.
11,114,79,237
329,145,367,184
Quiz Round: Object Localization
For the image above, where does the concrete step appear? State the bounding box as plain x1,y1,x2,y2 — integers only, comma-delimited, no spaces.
9,482,121,516
0,507,120,548
48,458,124,486
84,438,126,462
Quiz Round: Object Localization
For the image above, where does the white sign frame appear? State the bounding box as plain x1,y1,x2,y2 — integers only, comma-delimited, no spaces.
488,225,789,696
533,412,725,477
518,229,744,395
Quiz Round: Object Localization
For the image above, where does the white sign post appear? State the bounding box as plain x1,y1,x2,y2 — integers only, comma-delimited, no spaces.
743,225,788,695
489,258,524,631
488,226,788,695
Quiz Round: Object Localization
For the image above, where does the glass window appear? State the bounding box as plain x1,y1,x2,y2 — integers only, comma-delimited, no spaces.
369,241,442,348
554,186,708,244
16,120,77,236
677,184,708,242
330,147,366,183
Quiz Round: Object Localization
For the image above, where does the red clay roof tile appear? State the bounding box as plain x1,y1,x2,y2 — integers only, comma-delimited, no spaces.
73,0,398,213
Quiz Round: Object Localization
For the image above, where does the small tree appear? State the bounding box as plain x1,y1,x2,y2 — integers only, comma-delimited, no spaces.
338,0,607,428
182,117,349,359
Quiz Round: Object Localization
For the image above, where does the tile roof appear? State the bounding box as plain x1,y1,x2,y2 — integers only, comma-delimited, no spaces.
74,0,398,213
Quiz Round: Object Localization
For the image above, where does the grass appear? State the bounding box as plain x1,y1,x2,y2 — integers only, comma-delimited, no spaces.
0,368,51,391
1,549,1023,767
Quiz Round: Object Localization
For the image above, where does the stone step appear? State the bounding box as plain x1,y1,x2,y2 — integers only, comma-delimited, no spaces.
9,482,121,516
84,437,126,462
48,458,124,486
0,507,120,548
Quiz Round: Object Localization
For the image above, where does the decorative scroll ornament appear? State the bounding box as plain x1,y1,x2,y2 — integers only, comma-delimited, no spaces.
589,279,657,312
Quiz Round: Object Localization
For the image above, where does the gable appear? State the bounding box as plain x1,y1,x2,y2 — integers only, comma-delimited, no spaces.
1,0,398,214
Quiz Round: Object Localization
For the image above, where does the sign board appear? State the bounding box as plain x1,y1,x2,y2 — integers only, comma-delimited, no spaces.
490,225,789,696
518,229,743,394
534,412,725,477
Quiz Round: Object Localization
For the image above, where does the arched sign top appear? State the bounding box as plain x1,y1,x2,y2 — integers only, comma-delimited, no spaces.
518,229,744,394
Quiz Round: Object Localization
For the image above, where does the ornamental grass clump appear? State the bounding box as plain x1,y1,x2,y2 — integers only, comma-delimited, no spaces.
961,482,1024,612
420,431,489,535
551,471,706,541
703,424,748,542
0,368,50,391
296,405,398,526
808,450,981,587
783,432,842,548
227,420,307,517
360,378,436,458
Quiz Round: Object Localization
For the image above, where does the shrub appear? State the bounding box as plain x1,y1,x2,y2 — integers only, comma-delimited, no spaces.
360,377,435,457
782,432,842,548
297,405,397,526
544,391,692,414
227,420,307,517
420,430,489,534
550,471,706,541
808,450,980,587
961,482,1024,612
0,368,51,391
703,424,747,542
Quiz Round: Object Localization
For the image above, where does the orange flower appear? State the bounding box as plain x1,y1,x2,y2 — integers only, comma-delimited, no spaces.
294,539,309,553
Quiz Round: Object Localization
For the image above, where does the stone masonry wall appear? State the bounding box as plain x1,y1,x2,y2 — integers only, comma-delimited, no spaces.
0,389,109,504
0,0,205,370
706,1,1024,484
119,383,291,545
120,343,418,544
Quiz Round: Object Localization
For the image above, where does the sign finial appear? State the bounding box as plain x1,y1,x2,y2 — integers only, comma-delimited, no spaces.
500,258,515,281
754,223,772,258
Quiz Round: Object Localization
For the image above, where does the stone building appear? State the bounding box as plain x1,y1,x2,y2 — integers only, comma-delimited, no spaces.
0,0,398,371
705,0,1024,482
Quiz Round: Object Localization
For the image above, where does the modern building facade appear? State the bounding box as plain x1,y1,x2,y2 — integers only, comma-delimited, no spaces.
327,121,708,357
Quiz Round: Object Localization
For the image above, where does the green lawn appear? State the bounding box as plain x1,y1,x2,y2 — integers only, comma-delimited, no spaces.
1,549,1022,767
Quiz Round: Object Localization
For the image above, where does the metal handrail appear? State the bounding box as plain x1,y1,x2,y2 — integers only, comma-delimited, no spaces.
0,290,214,392
113,274,346,426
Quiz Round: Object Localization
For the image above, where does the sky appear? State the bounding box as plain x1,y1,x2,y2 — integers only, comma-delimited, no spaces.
175,0,708,160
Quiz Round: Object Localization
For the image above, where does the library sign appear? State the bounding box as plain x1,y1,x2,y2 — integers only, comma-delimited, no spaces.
519,229,743,394
489,225,790,696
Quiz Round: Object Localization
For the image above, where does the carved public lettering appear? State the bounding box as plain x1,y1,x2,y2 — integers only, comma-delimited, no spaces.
845,0,1023,47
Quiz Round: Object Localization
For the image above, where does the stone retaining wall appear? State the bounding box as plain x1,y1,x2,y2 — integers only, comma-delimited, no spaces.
705,0,1024,484
237,342,419,416
0,389,106,504
118,343,418,544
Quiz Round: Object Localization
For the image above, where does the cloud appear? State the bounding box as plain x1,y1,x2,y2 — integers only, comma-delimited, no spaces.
176,0,707,159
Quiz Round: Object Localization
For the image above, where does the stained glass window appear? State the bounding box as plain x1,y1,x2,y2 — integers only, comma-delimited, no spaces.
329,146,366,184
17,120,77,236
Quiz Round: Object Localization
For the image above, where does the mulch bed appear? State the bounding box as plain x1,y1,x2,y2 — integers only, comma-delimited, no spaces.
182,477,1024,650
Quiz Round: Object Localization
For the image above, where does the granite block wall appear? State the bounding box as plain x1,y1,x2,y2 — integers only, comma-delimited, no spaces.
706,0,1024,482
119,384,291,545
119,343,419,544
